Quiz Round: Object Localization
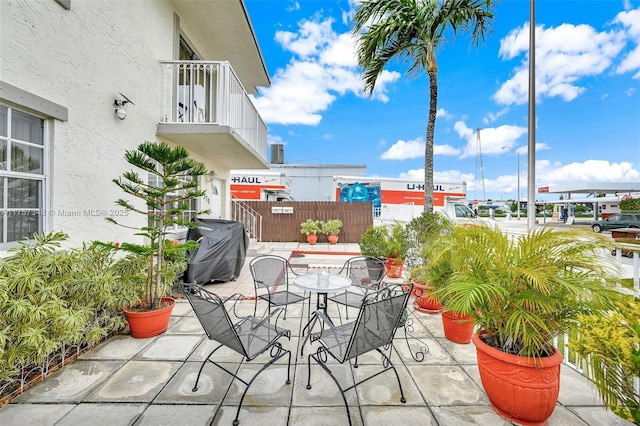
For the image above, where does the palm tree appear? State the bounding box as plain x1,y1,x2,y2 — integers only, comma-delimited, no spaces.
352,0,495,211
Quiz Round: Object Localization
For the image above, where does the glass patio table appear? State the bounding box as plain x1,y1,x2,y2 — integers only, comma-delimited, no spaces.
293,271,351,315
293,271,351,356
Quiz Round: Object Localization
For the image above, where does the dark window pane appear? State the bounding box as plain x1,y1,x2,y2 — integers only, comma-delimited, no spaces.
7,211,40,242
11,142,43,174
0,140,6,170
11,110,43,145
7,178,41,208
0,106,6,137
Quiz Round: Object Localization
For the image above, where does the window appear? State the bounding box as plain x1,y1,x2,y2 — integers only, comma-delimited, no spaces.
147,173,199,230
0,105,46,247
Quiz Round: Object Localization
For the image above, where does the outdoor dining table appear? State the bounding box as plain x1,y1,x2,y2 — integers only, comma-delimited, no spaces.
293,271,351,315
293,271,351,356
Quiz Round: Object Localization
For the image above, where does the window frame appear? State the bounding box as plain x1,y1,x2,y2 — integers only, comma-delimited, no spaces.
0,104,49,250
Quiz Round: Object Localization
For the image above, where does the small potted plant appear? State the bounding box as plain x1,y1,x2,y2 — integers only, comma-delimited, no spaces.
106,141,208,338
430,224,623,424
300,219,321,245
321,219,342,244
383,222,410,278
358,223,409,278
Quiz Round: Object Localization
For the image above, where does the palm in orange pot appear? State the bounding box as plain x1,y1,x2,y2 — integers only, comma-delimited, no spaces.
429,225,623,425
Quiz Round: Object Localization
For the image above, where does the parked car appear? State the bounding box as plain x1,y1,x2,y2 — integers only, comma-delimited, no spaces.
591,213,640,233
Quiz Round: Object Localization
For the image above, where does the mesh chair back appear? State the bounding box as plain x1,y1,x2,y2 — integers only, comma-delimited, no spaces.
182,284,246,356
345,283,410,360
345,256,386,288
250,255,288,289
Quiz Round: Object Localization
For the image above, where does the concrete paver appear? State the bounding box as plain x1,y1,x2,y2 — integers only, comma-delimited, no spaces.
0,230,633,425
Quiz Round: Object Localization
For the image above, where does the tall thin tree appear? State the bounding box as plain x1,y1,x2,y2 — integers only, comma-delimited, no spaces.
352,0,495,211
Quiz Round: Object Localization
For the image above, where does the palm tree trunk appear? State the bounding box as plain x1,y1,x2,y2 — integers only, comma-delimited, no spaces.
424,69,437,212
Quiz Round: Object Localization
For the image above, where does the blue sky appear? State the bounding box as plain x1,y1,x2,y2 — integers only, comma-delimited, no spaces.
245,0,640,201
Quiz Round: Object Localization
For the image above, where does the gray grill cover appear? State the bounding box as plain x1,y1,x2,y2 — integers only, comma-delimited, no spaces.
184,219,248,284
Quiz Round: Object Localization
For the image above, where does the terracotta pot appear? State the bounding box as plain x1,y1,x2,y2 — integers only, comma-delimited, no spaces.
327,234,339,244
123,297,175,338
472,333,563,425
306,234,318,245
385,257,404,278
441,310,474,344
410,279,443,313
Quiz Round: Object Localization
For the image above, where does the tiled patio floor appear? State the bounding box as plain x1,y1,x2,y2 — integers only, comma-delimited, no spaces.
0,237,633,426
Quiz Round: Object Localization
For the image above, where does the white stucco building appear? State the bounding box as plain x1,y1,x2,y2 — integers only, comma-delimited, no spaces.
0,0,270,251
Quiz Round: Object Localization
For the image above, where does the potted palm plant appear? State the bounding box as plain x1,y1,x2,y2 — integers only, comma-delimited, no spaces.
431,224,623,425
321,219,342,244
300,219,321,245
106,141,208,338
358,222,409,278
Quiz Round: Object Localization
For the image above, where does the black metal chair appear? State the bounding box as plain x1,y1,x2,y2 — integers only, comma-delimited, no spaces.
327,256,387,319
181,283,292,426
306,282,412,426
249,254,307,319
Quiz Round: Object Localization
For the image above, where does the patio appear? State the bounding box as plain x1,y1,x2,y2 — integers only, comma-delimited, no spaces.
0,239,632,426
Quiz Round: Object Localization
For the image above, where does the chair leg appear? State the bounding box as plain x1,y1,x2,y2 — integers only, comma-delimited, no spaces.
375,348,406,403
233,345,291,425
192,344,223,392
307,352,352,426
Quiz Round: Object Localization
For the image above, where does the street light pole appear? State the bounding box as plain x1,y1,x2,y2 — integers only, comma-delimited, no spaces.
502,146,520,220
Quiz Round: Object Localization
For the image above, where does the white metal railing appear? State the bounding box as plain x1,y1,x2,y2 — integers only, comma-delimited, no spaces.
160,60,267,160
614,242,640,294
231,200,262,242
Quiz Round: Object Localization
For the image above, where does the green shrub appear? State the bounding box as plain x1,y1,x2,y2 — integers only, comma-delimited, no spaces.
0,232,144,381
570,296,640,424
620,197,640,212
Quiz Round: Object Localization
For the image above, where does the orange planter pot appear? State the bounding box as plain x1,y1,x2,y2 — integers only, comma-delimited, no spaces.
385,257,404,278
327,234,339,244
410,279,443,313
441,310,474,344
306,234,318,245
123,297,175,338
472,333,562,425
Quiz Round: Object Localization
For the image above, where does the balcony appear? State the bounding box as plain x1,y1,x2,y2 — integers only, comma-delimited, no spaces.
157,61,268,169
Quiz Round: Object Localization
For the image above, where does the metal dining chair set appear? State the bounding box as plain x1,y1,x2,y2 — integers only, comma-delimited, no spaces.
180,254,412,425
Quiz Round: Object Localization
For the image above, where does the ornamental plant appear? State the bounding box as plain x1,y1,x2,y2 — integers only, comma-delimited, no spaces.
430,225,623,359
0,232,143,382
570,295,640,424
321,219,343,235
106,141,208,311
300,219,321,236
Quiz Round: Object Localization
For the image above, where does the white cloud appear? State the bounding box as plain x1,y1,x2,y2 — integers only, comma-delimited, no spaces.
454,121,528,158
626,87,637,96
614,7,640,78
252,16,401,125
493,23,626,105
380,138,423,160
436,108,453,119
483,107,510,124
286,1,300,12
486,159,640,198
380,137,461,160
537,159,640,184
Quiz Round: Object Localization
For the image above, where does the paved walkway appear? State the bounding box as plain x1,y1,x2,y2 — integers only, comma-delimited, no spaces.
0,226,633,425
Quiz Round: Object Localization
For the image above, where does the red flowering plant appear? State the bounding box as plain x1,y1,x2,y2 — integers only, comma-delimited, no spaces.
104,142,209,312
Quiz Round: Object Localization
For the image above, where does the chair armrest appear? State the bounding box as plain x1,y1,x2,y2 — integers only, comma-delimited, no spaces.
313,310,345,336
245,307,285,335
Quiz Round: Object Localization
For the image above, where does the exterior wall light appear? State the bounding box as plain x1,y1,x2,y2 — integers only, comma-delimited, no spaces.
114,93,134,120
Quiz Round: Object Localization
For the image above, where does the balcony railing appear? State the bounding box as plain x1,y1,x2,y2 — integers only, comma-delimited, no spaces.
160,60,267,158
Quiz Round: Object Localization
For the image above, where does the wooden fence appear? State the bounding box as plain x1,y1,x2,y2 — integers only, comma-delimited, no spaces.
239,201,373,243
